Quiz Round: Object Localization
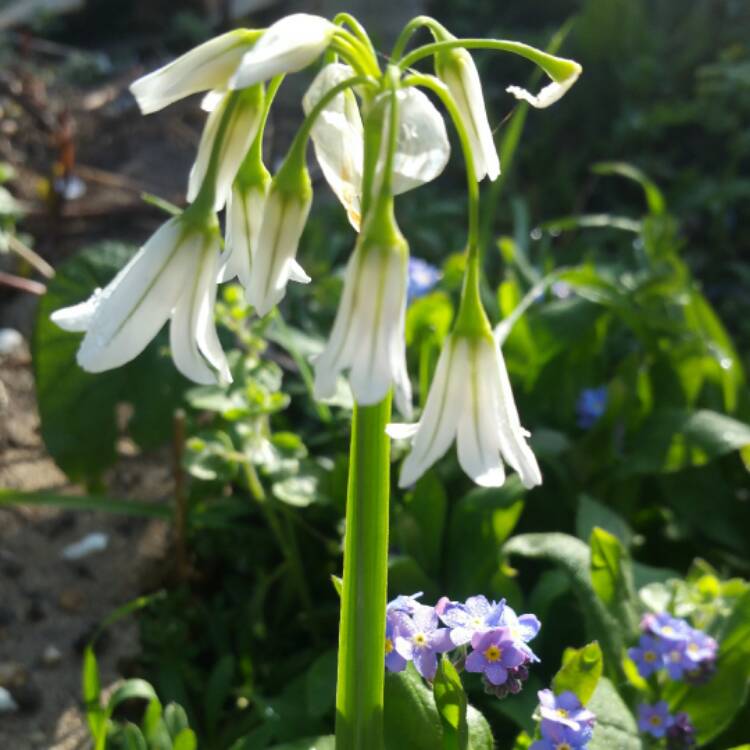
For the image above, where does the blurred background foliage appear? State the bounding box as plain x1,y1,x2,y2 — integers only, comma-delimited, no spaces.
4,0,750,747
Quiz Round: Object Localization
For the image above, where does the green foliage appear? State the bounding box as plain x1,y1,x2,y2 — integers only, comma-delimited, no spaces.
551,642,603,705
383,664,493,750
32,242,190,483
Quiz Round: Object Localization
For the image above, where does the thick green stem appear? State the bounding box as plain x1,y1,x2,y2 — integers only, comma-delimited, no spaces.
335,396,392,750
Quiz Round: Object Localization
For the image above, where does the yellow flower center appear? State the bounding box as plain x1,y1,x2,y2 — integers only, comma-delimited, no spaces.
484,645,502,662
662,626,674,636
556,743,572,750
644,650,657,663
649,715,662,727
670,650,682,662
413,633,427,647
556,708,569,718
385,638,393,655
688,642,699,655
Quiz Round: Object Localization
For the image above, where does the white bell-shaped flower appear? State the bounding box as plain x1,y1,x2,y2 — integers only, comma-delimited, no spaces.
435,47,499,181
302,63,364,230
313,212,412,417
188,86,264,212
231,13,337,90
51,213,230,385
130,29,260,114
246,162,312,316
388,333,541,489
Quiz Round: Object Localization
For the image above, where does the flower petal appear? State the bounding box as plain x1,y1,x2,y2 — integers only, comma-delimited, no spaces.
390,87,451,194
490,339,542,488
413,648,438,681
398,336,464,487
222,179,269,287
457,339,506,487
230,14,336,90
170,245,219,385
506,60,582,109
302,63,364,230
76,217,195,372
131,30,258,114
51,288,102,332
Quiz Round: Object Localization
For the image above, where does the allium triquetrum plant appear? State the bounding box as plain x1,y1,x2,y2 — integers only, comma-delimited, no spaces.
52,12,582,749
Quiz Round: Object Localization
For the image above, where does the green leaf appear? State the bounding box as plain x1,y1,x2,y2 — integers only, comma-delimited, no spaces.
504,533,624,680
105,679,159,718
396,472,447,577
551,642,603,705
589,528,639,637
621,408,750,475
384,665,492,750
267,737,335,750
82,646,104,740
305,649,337,719
433,657,468,750
447,479,525,598
163,703,190,738
173,729,198,750
591,162,666,215
121,724,148,750
32,241,190,482
0,488,171,518
204,655,235,736
587,677,642,750
576,495,633,548
666,590,750,743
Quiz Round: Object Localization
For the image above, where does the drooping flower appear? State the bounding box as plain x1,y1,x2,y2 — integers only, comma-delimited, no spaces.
435,44,499,181
638,701,674,739
506,54,582,109
576,386,608,429
465,628,525,686
52,211,230,385
628,634,663,678
538,690,595,743
130,29,261,114
186,86,263,212
230,14,337,90
439,595,504,646
393,603,453,680
302,63,364,230
388,332,541,489
312,205,412,417
246,157,312,316
407,257,442,303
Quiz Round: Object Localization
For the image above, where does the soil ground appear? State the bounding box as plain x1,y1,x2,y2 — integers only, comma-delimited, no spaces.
0,37,195,750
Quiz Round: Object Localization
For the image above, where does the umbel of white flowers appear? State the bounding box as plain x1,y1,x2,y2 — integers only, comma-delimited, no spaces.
52,12,581,488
